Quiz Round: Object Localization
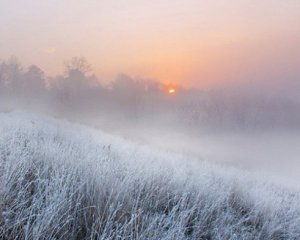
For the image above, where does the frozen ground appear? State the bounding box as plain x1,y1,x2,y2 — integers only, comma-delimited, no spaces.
0,111,300,239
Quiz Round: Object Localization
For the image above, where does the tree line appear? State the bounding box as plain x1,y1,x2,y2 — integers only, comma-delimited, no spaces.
1,56,299,131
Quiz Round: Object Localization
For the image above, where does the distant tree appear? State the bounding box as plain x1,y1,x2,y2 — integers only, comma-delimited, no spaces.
24,65,46,93
109,74,146,119
145,80,161,94
0,61,7,93
64,56,91,75
49,56,105,114
1,57,23,96
54,57,91,97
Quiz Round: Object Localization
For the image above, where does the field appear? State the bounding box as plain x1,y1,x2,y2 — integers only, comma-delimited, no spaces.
1,111,300,239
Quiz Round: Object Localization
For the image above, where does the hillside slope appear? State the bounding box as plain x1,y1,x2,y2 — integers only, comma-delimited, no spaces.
0,112,300,239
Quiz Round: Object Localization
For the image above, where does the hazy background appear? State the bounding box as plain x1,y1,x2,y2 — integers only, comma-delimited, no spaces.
1,0,300,187
1,0,300,88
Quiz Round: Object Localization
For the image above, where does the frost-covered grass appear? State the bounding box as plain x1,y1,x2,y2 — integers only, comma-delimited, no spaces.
0,112,300,239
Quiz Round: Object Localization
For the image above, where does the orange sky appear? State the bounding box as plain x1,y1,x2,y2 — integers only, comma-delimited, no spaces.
0,0,299,88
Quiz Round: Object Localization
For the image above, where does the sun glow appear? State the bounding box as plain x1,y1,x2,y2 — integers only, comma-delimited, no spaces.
168,88,176,94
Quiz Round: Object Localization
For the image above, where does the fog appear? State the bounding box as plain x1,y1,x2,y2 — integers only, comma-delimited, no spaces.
2,0,300,87
1,56,300,189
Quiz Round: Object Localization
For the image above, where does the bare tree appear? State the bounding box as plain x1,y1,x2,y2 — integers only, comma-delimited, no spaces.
64,56,91,75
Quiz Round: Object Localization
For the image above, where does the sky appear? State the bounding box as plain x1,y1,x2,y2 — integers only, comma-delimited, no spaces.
0,0,299,88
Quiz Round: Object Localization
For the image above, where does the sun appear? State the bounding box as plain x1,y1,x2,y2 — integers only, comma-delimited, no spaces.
168,88,176,94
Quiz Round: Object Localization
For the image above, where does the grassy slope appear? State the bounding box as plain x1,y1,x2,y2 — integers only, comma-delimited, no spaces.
0,111,299,240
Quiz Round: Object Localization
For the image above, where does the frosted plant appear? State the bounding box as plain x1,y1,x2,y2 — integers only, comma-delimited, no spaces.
0,111,300,239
